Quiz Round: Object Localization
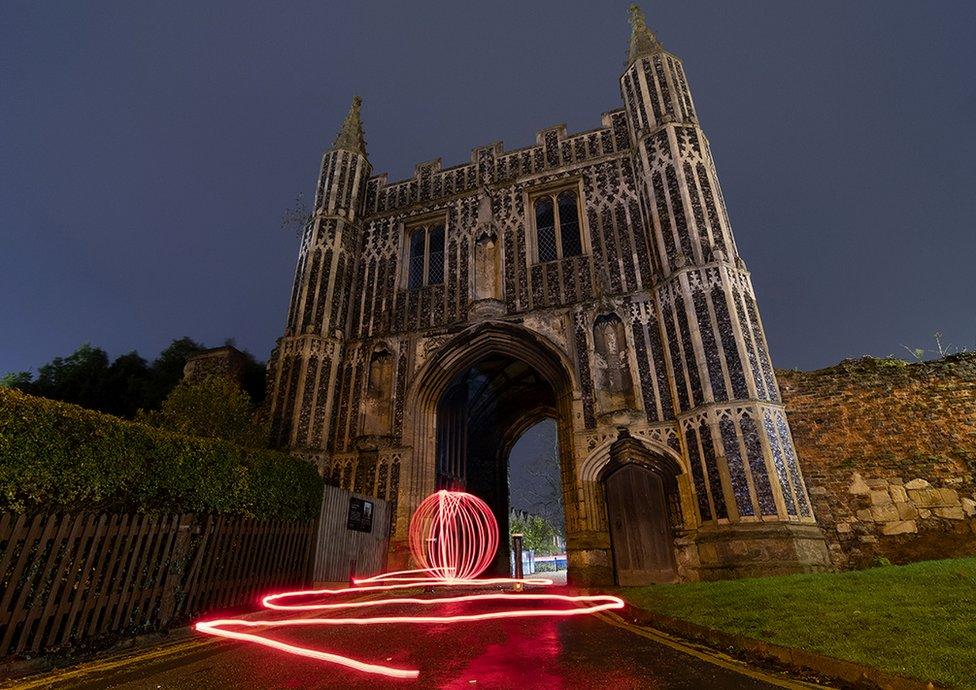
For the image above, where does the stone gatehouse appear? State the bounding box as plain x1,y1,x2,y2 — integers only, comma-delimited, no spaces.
264,7,833,585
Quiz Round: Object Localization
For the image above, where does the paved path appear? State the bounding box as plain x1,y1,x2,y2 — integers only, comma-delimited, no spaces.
16,589,821,690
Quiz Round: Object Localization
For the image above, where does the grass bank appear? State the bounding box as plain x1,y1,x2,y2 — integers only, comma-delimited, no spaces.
621,558,976,689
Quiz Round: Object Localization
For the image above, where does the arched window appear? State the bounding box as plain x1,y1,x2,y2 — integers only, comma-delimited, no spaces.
535,196,556,262
558,190,582,257
407,223,445,289
533,188,583,263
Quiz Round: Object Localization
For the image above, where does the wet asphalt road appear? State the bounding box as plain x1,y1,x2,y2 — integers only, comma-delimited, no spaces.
36,589,790,690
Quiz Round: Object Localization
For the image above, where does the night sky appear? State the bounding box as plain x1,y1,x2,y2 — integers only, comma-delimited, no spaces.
2,1,974,379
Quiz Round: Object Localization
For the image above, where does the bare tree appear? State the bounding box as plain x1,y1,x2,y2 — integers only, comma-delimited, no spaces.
520,431,564,534
900,330,968,362
281,192,313,239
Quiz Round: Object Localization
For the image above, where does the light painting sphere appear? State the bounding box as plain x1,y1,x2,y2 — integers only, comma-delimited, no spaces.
408,490,498,581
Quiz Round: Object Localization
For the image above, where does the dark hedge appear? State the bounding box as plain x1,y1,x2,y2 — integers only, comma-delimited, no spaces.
0,388,322,520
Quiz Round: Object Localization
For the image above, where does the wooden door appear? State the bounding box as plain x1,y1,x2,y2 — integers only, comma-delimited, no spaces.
605,464,676,585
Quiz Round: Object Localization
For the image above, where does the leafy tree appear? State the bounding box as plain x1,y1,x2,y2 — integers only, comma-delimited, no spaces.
139,375,268,448
241,356,267,405
1,337,269,421
509,512,560,555
0,371,33,389
100,351,151,417
143,337,205,409
516,426,565,533
32,344,111,410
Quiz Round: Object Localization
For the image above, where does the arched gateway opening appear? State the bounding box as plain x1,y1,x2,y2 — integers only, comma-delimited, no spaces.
435,354,563,576
399,323,578,578
437,358,560,575
507,419,564,575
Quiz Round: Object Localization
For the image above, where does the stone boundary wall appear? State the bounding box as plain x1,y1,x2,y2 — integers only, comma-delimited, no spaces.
778,354,976,568
183,345,246,385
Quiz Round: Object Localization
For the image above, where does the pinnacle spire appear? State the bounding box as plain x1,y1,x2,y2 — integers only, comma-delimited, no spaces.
627,4,663,64
332,95,367,156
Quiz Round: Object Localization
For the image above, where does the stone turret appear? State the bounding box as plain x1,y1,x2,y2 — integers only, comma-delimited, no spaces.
267,97,372,458
620,5,830,577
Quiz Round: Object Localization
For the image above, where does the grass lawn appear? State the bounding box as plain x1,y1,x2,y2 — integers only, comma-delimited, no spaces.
621,557,976,689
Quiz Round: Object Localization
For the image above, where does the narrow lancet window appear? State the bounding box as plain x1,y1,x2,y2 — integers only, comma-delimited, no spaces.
532,188,584,263
406,222,446,289
535,197,557,262
427,225,445,285
558,190,582,258
408,229,426,289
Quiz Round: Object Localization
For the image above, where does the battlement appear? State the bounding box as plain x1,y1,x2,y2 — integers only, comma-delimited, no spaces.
363,109,631,217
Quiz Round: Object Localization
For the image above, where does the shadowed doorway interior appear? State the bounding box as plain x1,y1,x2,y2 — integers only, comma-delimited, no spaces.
435,354,562,575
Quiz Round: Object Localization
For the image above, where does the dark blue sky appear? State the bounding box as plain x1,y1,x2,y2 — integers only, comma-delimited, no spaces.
2,1,974,376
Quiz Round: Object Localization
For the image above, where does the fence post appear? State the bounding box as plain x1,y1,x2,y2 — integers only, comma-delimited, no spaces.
304,494,324,586
158,515,193,627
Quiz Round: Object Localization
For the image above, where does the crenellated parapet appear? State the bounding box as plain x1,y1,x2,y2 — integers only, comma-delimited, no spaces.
344,113,652,345
363,111,631,217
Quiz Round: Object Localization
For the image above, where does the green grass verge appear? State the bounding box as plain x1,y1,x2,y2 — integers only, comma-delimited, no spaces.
621,558,976,689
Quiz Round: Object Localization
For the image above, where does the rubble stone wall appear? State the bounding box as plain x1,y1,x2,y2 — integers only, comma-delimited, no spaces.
183,346,246,385
779,354,976,568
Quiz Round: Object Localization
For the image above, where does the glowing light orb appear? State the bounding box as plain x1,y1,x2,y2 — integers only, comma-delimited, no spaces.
408,489,498,581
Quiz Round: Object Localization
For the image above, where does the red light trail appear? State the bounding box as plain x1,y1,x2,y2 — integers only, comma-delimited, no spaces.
194,490,625,680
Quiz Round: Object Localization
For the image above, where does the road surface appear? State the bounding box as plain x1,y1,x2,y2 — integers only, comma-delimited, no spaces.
14,587,819,689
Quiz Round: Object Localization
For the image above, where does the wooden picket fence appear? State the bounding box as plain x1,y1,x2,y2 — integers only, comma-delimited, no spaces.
0,512,314,659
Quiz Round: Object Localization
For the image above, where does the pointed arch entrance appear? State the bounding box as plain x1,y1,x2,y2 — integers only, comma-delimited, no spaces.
436,356,559,574
399,322,580,577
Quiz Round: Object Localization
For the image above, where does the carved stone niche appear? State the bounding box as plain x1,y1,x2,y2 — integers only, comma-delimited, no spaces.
361,345,394,440
469,185,505,320
592,312,637,422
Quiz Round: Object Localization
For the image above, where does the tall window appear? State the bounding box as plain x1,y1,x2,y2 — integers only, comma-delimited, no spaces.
407,223,445,289
533,189,583,263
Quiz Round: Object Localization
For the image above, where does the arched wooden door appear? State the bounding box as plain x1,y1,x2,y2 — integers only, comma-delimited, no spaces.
605,463,677,585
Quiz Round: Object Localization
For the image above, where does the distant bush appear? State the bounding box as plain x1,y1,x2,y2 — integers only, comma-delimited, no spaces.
0,388,321,520
138,376,268,448
509,511,560,556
